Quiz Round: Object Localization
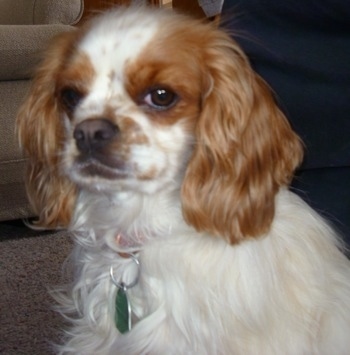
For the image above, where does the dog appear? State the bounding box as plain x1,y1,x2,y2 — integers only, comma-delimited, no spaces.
17,6,350,355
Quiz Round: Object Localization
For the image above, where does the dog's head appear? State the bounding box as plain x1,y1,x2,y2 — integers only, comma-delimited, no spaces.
17,7,303,242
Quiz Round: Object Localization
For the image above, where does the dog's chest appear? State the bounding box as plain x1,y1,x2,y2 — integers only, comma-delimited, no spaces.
127,236,237,330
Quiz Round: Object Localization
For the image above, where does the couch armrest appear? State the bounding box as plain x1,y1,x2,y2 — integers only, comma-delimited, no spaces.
0,24,74,81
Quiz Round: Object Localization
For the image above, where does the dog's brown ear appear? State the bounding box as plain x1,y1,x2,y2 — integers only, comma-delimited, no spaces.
181,30,303,244
16,32,78,229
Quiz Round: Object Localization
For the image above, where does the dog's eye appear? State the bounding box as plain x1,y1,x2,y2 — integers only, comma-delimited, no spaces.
60,87,83,112
144,88,178,110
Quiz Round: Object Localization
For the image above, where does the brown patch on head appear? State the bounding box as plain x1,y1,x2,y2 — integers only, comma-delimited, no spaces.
55,51,96,118
124,16,210,130
59,51,96,87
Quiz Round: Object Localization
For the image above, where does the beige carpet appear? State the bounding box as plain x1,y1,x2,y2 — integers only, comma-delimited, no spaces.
0,221,73,355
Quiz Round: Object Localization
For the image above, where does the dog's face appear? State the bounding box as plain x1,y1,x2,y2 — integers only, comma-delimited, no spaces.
58,10,205,194
17,7,303,242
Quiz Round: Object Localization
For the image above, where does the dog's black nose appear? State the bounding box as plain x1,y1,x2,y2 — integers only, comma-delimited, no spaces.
73,119,119,154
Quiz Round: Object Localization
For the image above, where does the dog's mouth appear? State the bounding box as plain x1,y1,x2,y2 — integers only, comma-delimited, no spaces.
74,157,129,180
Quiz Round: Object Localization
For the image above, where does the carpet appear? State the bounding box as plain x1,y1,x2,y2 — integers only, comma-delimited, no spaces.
0,221,73,355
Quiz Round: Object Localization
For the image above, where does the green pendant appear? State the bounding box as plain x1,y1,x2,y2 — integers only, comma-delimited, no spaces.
115,286,130,334
110,255,140,334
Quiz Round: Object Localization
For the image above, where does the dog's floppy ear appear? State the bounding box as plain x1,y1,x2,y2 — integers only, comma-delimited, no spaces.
16,31,78,229
181,29,303,244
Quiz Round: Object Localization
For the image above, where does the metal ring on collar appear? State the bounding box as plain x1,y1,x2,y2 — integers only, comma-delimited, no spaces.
110,254,141,290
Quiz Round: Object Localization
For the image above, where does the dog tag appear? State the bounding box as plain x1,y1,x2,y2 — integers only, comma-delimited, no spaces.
115,285,130,334
110,255,140,334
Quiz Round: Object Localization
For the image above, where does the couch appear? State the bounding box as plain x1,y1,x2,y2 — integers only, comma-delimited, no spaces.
0,0,84,222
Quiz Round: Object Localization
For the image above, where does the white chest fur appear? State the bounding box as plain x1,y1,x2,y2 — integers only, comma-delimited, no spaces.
57,189,350,355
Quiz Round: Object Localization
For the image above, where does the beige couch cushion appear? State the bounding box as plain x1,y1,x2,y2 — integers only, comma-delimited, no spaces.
0,0,83,80
0,24,73,81
0,0,84,25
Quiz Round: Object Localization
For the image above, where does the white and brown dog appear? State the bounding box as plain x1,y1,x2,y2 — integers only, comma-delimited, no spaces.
17,7,350,355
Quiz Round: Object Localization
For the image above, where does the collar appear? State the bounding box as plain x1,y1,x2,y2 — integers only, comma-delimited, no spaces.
115,233,141,258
